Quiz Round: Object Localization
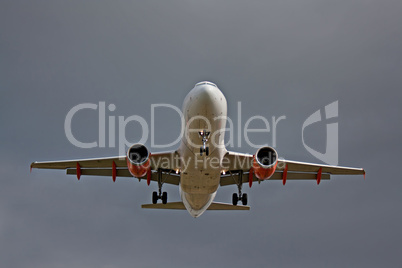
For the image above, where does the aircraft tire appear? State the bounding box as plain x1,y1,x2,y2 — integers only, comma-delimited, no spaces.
242,193,248,205
162,192,168,204
152,191,158,204
232,193,238,206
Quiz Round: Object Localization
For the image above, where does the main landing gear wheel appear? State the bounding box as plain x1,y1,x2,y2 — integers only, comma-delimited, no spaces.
152,191,158,204
241,193,248,206
162,192,168,204
232,192,248,206
151,191,168,204
151,169,168,204
232,170,248,206
232,193,238,206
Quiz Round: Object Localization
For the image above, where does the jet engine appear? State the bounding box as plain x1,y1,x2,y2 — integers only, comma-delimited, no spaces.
126,144,150,178
252,146,278,180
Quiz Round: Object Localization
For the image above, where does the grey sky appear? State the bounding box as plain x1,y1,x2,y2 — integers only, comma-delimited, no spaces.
1,0,401,267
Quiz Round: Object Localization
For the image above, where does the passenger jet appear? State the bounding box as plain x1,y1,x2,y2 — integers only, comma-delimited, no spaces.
31,81,365,217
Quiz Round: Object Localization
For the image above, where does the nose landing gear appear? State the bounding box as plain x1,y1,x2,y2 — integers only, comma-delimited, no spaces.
200,146,209,156
199,130,210,156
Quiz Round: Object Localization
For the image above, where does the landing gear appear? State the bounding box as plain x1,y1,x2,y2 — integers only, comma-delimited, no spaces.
200,146,209,156
199,130,210,156
242,193,248,206
232,193,238,205
151,190,168,204
162,192,168,204
152,191,158,204
232,192,248,205
151,169,168,204
232,170,248,206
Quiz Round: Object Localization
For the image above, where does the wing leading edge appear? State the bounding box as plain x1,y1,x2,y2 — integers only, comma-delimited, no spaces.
30,151,180,185
221,151,365,186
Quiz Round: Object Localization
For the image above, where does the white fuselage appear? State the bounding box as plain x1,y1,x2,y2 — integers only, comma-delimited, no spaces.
178,82,228,217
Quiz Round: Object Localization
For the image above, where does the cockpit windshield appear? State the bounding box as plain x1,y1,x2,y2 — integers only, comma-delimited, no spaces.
195,81,217,88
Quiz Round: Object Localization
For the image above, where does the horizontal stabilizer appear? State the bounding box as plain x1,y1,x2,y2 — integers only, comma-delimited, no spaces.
142,202,250,210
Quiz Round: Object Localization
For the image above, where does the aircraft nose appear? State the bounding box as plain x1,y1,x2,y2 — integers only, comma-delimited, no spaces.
193,81,221,102
195,81,218,88
197,87,215,102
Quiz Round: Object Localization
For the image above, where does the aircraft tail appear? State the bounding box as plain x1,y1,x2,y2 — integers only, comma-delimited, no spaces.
141,202,250,210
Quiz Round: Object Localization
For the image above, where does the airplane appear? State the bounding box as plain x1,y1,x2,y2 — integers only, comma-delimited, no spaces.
31,81,365,217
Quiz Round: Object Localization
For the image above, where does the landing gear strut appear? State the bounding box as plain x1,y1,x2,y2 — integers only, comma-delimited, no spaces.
152,169,168,204
199,130,210,156
232,170,248,206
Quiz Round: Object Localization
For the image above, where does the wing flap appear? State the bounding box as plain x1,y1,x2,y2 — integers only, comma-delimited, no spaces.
66,168,180,185
66,168,132,177
220,171,330,186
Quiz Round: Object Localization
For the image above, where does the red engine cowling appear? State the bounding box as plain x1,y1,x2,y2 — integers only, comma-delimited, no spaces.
252,146,278,180
126,144,150,178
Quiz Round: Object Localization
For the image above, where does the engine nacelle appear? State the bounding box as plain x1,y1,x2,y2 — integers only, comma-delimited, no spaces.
126,144,150,178
252,146,278,180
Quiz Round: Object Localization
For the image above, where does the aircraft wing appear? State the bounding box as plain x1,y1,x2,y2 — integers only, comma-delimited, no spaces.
30,151,180,185
221,151,365,186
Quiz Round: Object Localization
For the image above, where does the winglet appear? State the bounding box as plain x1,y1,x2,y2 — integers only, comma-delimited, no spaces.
363,170,366,180
30,163,33,173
